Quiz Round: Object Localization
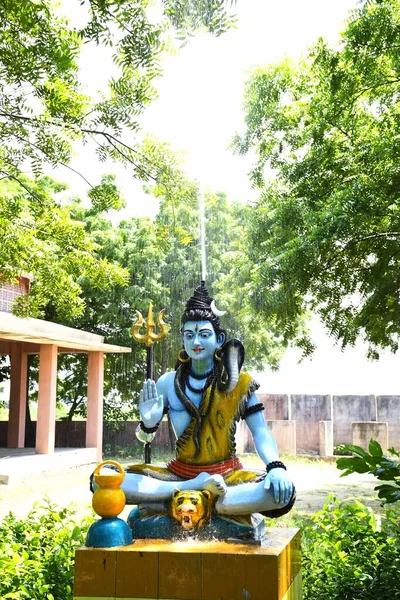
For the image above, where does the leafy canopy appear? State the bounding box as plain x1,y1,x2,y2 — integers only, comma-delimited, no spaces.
0,0,235,318
0,176,127,319
0,0,236,203
233,0,400,358
51,139,285,421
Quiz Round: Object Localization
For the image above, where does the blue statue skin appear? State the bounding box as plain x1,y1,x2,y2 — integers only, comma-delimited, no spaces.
121,318,294,516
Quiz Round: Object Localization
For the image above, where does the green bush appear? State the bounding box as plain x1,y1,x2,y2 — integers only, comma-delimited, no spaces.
337,441,400,504
301,495,400,600
334,443,352,456
0,501,93,600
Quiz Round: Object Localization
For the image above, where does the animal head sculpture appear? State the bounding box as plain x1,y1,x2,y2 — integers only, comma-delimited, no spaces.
169,489,214,532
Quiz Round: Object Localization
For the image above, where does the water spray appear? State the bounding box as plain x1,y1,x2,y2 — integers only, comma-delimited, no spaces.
199,183,207,282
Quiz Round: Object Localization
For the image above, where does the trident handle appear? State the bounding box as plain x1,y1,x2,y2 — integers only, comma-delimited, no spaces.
146,347,154,380
131,303,169,464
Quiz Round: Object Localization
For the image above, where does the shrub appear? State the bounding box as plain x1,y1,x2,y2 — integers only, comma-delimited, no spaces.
334,443,352,456
337,440,400,504
301,497,400,599
301,442,400,599
0,500,93,600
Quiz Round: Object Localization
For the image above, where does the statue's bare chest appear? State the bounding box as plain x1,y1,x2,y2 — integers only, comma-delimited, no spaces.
162,375,205,437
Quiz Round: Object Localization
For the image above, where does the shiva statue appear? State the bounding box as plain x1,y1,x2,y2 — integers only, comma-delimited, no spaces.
119,282,295,536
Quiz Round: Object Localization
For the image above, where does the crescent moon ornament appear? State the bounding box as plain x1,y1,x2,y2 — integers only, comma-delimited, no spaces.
211,300,227,317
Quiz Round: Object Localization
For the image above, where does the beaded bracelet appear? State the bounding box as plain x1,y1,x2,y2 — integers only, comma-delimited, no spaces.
266,460,287,473
139,420,159,434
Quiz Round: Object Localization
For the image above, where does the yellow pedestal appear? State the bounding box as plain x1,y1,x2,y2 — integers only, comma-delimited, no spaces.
74,527,302,600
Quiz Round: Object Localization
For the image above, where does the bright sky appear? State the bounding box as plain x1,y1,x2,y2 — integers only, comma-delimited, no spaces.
58,0,400,395
138,0,359,207
61,0,361,217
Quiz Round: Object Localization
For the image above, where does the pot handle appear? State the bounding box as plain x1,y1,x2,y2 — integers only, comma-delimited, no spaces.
93,460,124,476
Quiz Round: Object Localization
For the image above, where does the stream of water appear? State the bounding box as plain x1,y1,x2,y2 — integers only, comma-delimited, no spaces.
199,184,207,282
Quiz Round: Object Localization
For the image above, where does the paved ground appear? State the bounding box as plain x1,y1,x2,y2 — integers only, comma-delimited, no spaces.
0,455,379,523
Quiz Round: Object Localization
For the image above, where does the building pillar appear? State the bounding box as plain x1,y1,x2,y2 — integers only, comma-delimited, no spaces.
36,344,58,454
7,342,28,448
86,351,104,461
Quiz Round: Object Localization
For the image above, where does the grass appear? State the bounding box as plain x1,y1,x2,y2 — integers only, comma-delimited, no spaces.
104,449,336,467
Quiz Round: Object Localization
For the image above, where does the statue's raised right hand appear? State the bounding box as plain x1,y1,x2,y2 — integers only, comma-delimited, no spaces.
139,379,164,428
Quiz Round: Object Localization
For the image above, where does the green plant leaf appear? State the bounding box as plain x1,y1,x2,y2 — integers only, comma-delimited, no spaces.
369,439,383,457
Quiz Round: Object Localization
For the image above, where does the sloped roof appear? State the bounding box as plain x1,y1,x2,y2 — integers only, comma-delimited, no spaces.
0,312,131,353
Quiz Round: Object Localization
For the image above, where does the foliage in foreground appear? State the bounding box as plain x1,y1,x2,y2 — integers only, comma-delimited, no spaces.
337,440,400,504
0,501,93,600
301,442,400,599
301,495,400,600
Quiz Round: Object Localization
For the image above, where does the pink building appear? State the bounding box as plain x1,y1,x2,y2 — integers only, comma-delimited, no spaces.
0,276,131,463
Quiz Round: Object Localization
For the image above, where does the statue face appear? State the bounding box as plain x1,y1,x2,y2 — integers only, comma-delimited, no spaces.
182,320,224,362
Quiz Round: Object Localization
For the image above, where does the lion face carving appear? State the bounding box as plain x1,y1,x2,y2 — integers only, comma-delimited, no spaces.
169,489,214,531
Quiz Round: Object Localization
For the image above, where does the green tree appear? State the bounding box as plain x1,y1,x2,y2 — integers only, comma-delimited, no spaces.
233,0,400,358
0,0,235,206
0,0,235,317
0,176,127,319
44,204,168,423
148,140,285,370
51,139,285,425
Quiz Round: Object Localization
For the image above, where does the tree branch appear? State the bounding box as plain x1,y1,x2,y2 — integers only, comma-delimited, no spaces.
0,110,188,224
59,161,94,189
6,129,95,189
0,110,171,189
334,78,400,120
354,231,400,241
0,170,43,204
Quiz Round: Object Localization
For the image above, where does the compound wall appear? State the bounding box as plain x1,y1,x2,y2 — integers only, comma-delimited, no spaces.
1,392,399,455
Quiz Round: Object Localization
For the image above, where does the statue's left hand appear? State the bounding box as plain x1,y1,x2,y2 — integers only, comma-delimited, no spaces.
264,468,293,505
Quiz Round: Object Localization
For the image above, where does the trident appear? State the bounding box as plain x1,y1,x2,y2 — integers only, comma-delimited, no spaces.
132,303,169,463
132,302,170,379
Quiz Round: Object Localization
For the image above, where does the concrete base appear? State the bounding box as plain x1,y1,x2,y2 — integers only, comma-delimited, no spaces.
0,447,97,485
74,528,302,600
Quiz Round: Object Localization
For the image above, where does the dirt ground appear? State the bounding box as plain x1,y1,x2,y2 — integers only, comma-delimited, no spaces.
0,455,379,523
